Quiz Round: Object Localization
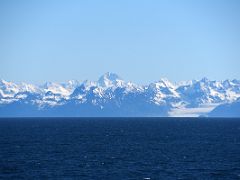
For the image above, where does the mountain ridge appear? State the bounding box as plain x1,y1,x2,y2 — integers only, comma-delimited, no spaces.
0,73,240,117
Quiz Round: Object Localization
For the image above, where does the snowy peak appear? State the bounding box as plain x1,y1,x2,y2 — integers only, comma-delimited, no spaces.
18,83,39,93
0,79,19,98
82,80,97,89
176,78,240,105
1,75,240,117
98,72,124,88
42,81,77,97
62,80,79,89
154,78,176,89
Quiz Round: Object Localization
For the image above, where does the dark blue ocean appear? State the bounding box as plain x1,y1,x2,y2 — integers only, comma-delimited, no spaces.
0,118,240,179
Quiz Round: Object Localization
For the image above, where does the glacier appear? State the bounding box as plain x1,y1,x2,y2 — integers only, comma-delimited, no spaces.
0,72,240,117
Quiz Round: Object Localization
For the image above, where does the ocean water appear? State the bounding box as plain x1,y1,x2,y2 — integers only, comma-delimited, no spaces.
0,118,240,179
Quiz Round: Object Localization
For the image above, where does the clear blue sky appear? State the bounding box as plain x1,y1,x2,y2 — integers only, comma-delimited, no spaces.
0,0,240,84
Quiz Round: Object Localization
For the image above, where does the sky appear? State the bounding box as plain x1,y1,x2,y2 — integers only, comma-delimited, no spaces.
0,0,240,84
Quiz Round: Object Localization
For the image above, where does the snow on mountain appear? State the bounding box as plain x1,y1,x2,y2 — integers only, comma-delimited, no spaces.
0,79,19,98
0,73,240,117
98,72,125,88
42,82,72,97
63,80,80,89
147,78,180,106
70,80,98,103
176,78,240,107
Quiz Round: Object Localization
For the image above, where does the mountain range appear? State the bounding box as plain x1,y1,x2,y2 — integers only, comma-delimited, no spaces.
0,72,240,117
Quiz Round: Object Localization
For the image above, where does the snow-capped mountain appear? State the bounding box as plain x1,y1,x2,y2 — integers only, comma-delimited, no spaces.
176,78,240,106
0,73,240,117
147,78,180,106
0,79,21,98
98,72,125,88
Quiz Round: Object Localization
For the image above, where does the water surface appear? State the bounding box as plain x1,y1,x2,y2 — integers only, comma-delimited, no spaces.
0,118,240,179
